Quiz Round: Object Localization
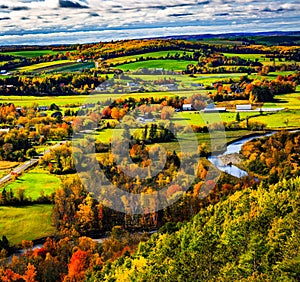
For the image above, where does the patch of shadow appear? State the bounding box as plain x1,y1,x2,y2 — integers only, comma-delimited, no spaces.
0,17,10,21
21,17,30,20
0,5,9,9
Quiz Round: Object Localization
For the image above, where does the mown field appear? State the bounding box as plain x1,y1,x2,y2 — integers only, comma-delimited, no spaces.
249,109,300,128
106,50,194,64
3,167,61,200
47,62,95,73
0,204,55,245
113,59,197,71
0,90,201,107
0,161,19,178
17,60,75,72
0,50,69,58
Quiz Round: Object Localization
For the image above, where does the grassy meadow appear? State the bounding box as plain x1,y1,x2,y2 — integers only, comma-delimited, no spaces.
0,204,55,245
114,59,197,71
106,50,194,64
0,50,69,58
3,167,61,200
17,60,75,72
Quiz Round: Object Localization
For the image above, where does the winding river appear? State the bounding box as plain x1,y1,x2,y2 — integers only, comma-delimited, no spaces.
208,132,275,178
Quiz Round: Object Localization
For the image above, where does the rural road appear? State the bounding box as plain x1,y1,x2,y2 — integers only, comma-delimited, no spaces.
0,141,67,186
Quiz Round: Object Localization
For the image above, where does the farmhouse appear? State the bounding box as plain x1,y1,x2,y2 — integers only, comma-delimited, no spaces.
137,116,155,124
236,104,252,111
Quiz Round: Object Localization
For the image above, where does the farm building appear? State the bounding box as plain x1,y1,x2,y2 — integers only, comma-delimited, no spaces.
137,116,155,124
0,128,10,133
202,106,227,113
236,104,252,111
182,104,194,111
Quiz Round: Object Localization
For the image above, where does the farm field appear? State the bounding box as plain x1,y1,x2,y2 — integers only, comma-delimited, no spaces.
248,109,300,128
17,60,75,72
0,161,19,178
113,59,197,71
47,62,95,73
0,90,201,107
0,50,70,58
3,167,61,200
0,204,55,245
263,92,300,109
106,50,194,64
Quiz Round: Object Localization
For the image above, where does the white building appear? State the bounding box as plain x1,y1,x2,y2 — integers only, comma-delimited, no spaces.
236,104,252,111
182,104,193,111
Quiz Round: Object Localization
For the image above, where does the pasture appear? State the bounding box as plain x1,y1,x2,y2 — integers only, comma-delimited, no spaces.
0,50,69,58
3,167,61,200
114,59,197,71
0,161,19,178
0,204,55,245
0,90,200,107
248,109,300,128
106,50,194,65
17,60,75,72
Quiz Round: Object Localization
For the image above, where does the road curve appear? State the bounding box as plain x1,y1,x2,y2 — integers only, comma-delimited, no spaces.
0,141,67,186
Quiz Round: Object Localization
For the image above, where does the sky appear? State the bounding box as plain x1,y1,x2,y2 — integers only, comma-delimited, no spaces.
0,0,299,45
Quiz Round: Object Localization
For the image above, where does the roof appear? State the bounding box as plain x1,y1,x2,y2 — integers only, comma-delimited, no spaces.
236,104,252,111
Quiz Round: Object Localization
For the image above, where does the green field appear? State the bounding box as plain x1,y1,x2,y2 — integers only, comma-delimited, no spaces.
0,204,55,245
106,50,194,65
17,60,74,72
0,50,68,58
114,59,197,71
248,109,300,128
263,92,300,109
0,90,200,107
3,167,61,200
48,62,95,73
174,111,261,126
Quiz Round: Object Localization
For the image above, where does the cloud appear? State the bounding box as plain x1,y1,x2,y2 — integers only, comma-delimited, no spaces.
0,0,299,45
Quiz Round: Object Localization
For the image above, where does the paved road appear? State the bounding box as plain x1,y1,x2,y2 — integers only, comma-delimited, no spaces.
0,141,67,186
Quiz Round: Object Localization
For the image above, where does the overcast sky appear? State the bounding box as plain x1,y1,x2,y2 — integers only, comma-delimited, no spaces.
0,0,299,45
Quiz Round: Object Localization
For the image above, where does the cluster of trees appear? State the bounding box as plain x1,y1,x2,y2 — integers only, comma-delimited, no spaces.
185,53,263,74
40,143,75,175
0,73,105,96
0,230,148,282
241,131,300,184
0,186,52,206
108,51,196,68
210,74,297,102
74,38,299,63
0,103,72,161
